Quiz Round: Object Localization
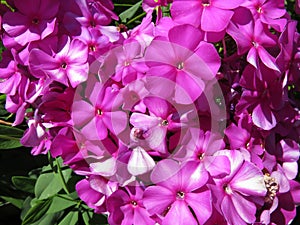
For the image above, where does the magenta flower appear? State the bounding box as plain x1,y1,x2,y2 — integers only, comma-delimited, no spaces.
209,150,267,225
107,186,155,225
143,160,212,225
171,0,244,32
2,0,59,46
227,8,280,71
72,80,127,140
242,0,287,31
29,36,89,88
145,24,218,104
76,176,118,214
236,64,284,130
130,97,180,154
0,50,22,95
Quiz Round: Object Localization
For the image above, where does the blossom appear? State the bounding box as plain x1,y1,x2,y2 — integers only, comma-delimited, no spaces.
171,0,245,32
107,186,155,225
2,0,59,46
143,160,212,225
145,24,219,104
209,150,267,225
236,64,284,130
241,0,287,31
29,36,89,87
227,7,280,71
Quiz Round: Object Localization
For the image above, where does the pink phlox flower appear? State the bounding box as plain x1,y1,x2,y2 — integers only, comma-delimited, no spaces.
145,24,218,104
176,130,230,178
2,0,59,46
227,7,280,72
76,0,117,27
76,176,118,214
29,35,89,88
241,0,287,31
259,166,295,225
126,11,155,50
75,27,111,62
120,78,149,112
276,21,299,73
209,150,267,225
130,97,180,155
0,50,23,95
107,185,156,225
143,159,212,225
171,0,245,32
225,112,265,169
236,64,284,130
72,80,128,141
113,40,149,85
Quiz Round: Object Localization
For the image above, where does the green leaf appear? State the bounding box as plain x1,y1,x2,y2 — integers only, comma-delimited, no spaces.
35,165,72,200
22,198,53,225
0,196,24,209
47,196,77,214
0,124,23,149
119,0,142,23
58,211,78,225
30,212,62,225
12,176,36,194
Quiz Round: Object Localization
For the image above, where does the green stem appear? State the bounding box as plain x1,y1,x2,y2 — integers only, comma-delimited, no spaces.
55,158,70,195
126,12,146,25
114,4,134,7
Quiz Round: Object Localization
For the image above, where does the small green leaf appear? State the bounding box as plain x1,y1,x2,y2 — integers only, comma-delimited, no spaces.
58,211,78,225
12,176,36,194
47,196,77,214
0,196,24,209
119,0,142,23
22,198,52,225
0,124,23,149
35,165,72,200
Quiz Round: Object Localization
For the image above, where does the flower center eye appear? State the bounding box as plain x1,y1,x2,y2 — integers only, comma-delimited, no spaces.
132,127,146,140
161,120,169,126
177,62,184,70
223,184,233,194
96,108,103,116
176,191,185,199
256,5,263,13
264,174,279,204
61,62,67,69
124,60,131,66
202,0,210,6
252,41,259,48
198,152,205,160
89,45,96,52
130,200,137,206
32,18,39,24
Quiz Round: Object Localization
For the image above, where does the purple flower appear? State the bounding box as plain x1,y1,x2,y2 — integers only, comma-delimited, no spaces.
242,0,287,31
29,36,89,87
145,24,219,104
129,97,180,154
72,80,127,140
143,160,212,225
2,0,59,46
107,186,155,225
236,64,284,130
227,8,280,71
209,150,267,225
171,0,244,32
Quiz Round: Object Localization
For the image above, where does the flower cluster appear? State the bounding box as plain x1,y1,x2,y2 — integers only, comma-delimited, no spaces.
1,0,300,225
